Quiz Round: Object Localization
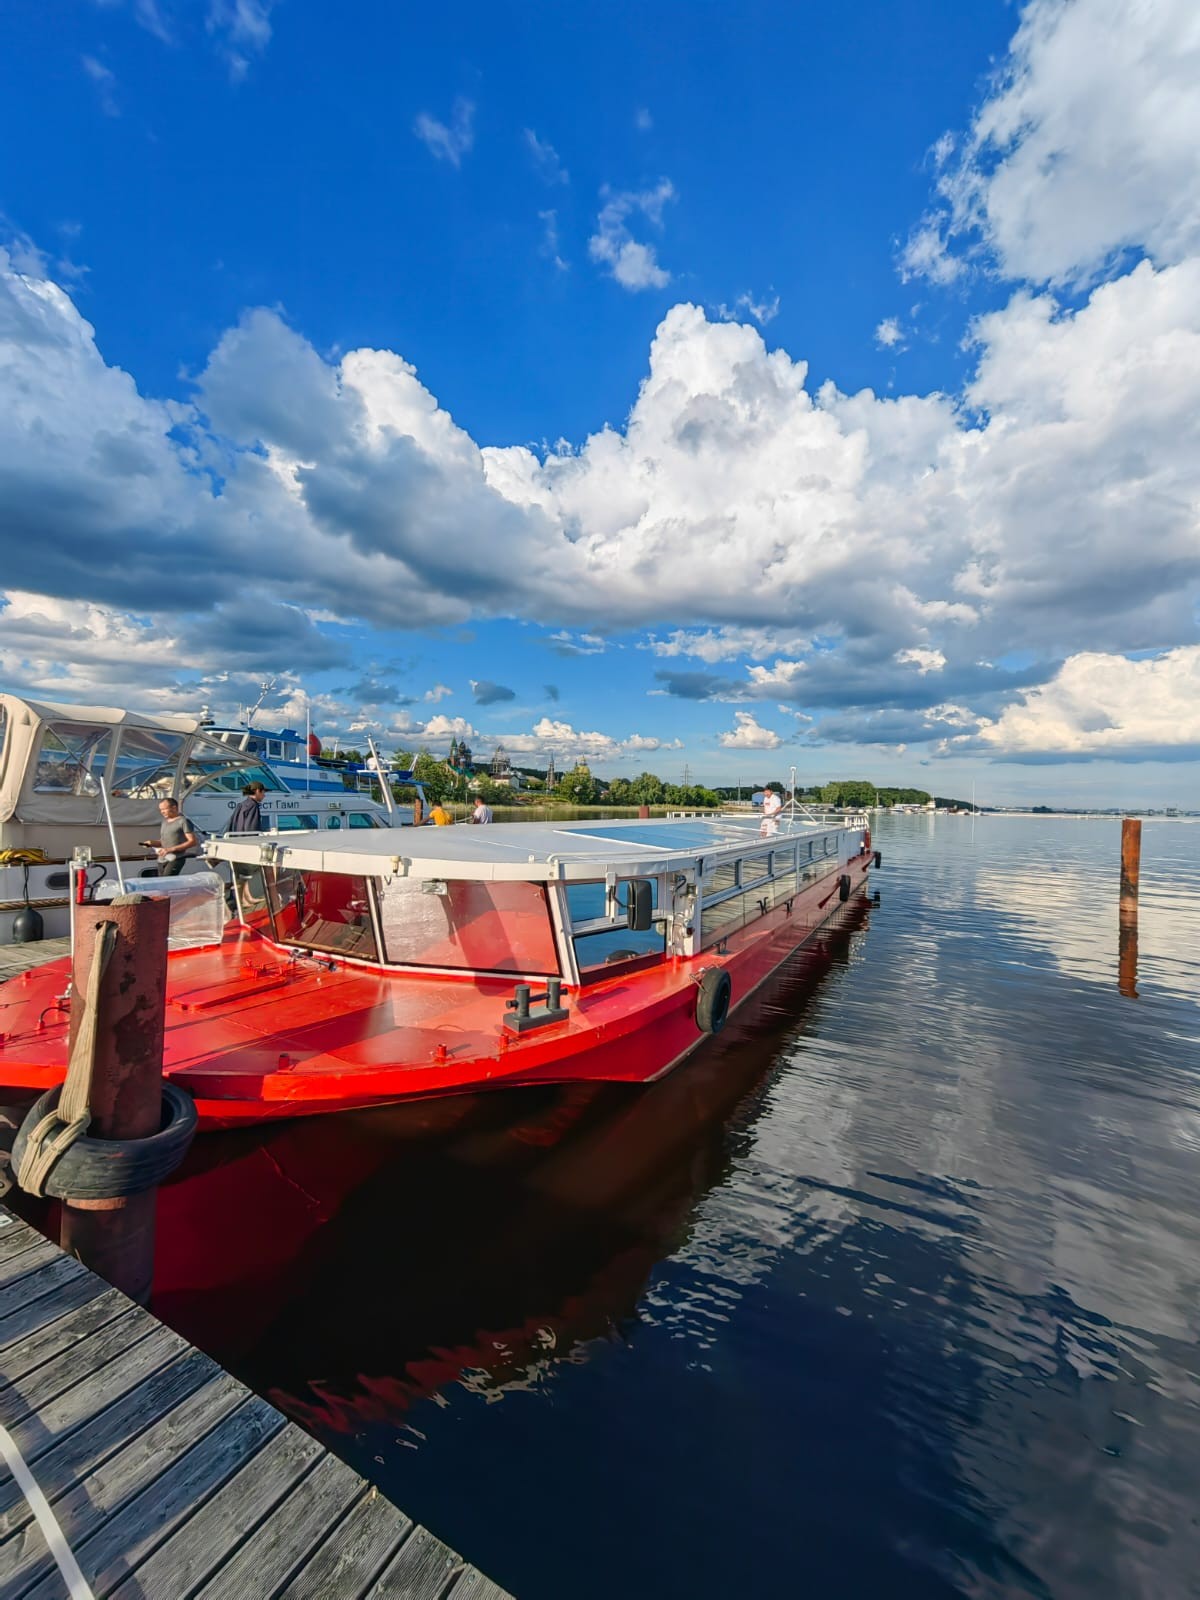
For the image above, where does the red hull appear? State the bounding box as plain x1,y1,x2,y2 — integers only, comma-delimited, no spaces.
0,850,871,1128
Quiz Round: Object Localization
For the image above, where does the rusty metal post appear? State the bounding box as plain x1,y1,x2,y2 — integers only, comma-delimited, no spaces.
1117,818,1141,1001
59,895,170,1305
1120,818,1141,918
638,804,650,819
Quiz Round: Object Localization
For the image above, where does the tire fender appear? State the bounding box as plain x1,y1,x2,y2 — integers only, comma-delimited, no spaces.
696,967,732,1034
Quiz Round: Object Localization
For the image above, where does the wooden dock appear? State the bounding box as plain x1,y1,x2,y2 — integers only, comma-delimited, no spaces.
0,1205,513,1598
0,939,71,984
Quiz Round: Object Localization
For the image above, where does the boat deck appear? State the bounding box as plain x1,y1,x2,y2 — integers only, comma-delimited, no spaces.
0,1206,512,1598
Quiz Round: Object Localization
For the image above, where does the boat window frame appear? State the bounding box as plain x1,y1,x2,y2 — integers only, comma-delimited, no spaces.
262,863,383,963
558,873,668,984
695,828,844,950
373,874,562,979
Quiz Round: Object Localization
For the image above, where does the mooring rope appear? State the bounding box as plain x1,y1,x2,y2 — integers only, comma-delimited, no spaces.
0,1422,96,1598
15,920,117,1198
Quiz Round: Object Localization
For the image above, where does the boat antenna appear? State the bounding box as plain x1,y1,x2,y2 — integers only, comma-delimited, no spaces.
242,678,277,730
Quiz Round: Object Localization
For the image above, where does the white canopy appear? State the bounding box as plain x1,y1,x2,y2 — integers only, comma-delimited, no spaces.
0,693,254,831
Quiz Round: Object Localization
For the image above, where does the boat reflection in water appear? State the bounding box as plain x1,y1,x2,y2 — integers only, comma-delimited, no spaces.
152,896,873,1435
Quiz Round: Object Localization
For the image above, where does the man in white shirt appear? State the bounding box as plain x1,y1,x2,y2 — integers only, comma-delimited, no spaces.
760,786,782,836
471,796,494,824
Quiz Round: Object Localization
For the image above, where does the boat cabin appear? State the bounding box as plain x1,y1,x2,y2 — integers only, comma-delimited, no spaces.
213,815,867,987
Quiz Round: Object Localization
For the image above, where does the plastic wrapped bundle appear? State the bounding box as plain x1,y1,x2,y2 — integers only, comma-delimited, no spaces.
96,871,226,950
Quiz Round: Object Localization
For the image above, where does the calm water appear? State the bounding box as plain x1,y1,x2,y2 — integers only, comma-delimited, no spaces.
151,815,1200,1599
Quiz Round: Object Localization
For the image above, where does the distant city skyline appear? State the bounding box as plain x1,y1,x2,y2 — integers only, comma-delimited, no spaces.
1,0,1197,809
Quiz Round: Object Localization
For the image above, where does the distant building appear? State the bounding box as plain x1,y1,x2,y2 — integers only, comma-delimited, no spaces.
448,737,475,774
488,744,522,790
545,752,557,792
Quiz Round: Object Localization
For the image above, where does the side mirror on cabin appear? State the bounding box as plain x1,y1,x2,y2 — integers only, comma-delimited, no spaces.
626,880,654,932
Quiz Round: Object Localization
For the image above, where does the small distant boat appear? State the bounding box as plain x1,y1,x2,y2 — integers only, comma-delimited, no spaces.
0,812,874,1127
0,694,403,942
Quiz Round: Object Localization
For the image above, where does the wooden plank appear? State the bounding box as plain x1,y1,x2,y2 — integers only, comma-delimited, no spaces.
0,1308,146,1429
0,1235,59,1289
22,1396,285,1600
0,1220,47,1267
4,1377,258,1598
108,1420,325,1600
444,1569,516,1600
0,1321,180,1458
194,1454,366,1600
0,1283,127,1384
365,1524,464,1600
0,1257,97,1350
0,1349,216,1537
276,1486,413,1600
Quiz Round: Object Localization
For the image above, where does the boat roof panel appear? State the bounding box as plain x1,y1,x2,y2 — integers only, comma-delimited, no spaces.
210,814,850,881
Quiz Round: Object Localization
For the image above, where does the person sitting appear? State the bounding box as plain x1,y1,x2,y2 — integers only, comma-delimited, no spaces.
471,796,494,824
427,801,453,826
227,782,267,833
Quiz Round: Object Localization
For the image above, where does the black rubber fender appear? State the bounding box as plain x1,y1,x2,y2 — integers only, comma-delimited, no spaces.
838,873,852,902
696,967,732,1034
11,1082,198,1201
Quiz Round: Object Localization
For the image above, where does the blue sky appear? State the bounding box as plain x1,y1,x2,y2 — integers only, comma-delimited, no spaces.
1,0,1198,805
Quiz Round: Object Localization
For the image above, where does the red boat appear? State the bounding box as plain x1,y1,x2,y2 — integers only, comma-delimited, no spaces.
0,814,872,1129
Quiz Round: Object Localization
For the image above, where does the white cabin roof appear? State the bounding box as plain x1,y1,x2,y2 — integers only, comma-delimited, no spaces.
209,814,848,882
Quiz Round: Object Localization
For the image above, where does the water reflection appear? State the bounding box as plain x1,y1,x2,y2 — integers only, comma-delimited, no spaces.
155,902,873,1418
148,817,1200,1600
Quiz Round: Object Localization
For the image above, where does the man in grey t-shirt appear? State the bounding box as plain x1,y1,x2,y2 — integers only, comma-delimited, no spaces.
155,798,199,877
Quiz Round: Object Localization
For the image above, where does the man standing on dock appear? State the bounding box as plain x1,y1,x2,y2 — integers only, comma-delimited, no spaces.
155,798,199,875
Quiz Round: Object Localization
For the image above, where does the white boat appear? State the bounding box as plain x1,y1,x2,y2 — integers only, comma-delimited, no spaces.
0,694,402,942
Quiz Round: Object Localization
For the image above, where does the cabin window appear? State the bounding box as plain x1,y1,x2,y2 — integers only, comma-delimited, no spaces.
739,853,771,885
348,811,380,828
275,812,319,831
326,813,342,828
567,880,664,976
108,727,187,798
32,724,113,795
377,878,558,974
265,868,378,960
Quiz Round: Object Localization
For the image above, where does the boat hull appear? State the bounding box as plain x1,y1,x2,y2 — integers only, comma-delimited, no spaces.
0,849,872,1128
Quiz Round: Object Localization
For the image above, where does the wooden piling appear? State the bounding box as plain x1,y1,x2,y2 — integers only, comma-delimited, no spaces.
1119,817,1141,920
59,895,170,1306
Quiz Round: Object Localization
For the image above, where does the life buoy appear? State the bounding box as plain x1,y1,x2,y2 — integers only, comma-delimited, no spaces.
696,967,732,1034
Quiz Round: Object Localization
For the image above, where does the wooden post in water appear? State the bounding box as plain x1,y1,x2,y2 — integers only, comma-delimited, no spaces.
1120,818,1141,917
60,894,170,1304
1118,817,1141,999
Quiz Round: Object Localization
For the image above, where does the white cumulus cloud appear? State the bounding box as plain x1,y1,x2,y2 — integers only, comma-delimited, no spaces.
719,712,783,750
588,180,675,291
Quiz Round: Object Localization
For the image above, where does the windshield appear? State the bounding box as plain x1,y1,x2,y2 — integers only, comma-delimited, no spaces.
109,726,187,797
32,723,114,795
180,728,263,796
195,761,286,795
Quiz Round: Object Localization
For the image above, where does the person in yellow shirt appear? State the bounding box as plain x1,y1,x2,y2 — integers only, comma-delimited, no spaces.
428,802,453,825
